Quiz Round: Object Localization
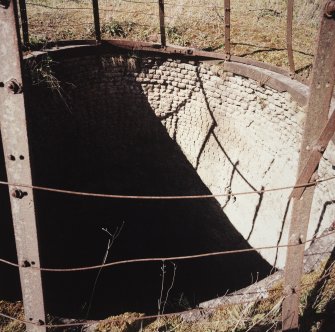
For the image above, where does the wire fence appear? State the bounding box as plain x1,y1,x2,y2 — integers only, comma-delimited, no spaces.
21,0,319,76
1,175,334,200
1,227,335,272
0,172,334,329
1,0,335,331
0,171,334,329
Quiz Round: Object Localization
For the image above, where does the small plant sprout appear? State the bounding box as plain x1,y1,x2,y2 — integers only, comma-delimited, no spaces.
158,261,177,315
84,221,125,321
28,56,75,112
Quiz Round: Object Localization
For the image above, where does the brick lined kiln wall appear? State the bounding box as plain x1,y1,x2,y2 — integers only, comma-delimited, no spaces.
27,53,335,269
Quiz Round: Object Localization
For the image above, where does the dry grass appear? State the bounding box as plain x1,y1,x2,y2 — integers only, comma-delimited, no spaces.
24,0,321,74
2,266,333,331
90,260,335,332
0,300,25,332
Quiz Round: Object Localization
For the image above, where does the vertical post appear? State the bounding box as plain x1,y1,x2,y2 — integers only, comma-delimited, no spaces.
18,0,29,49
158,0,166,47
287,0,295,75
92,0,101,42
224,0,231,60
0,1,46,331
282,1,335,331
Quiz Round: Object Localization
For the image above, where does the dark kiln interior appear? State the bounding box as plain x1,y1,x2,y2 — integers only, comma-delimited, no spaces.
1,52,274,319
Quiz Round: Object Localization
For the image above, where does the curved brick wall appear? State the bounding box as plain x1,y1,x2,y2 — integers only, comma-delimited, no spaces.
16,50,335,317
145,58,335,269
40,53,333,269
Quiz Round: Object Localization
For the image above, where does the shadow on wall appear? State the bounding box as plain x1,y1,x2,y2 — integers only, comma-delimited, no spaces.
0,53,274,320
193,66,266,243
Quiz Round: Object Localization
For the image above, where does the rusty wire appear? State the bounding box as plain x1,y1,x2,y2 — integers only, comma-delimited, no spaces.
0,229,334,272
28,22,154,29
5,1,335,328
25,1,224,10
0,227,334,328
0,176,333,201
120,0,226,8
25,2,168,18
29,22,93,28
26,0,227,10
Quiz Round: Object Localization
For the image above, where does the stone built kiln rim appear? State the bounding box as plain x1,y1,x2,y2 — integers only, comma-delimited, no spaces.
23,42,334,268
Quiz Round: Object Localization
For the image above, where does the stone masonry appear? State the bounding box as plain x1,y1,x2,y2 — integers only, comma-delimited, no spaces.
27,53,335,269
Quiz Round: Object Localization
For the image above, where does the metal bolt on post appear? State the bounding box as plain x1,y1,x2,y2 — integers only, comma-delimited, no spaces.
282,1,335,330
0,1,46,331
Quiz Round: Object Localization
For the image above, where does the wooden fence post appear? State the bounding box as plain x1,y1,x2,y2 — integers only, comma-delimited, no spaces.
287,0,295,74
158,0,166,47
18,0,29,49
224,0,231,60
282,1,335,331
92,0,101,42
0,0,46,331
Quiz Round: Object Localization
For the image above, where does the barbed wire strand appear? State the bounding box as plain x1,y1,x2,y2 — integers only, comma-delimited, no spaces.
29,22,93,28
116,0,227,9
26,2,144,11
28,21,210,31
0,229,334,272
6,0,332,329
29,22,155,29
0,176,334,201
26,2,167,17
26,1,226,10
7,1,332,329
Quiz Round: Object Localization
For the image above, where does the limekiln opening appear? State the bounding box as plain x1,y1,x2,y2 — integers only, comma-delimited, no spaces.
1,47,334,321
23,52,273,319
